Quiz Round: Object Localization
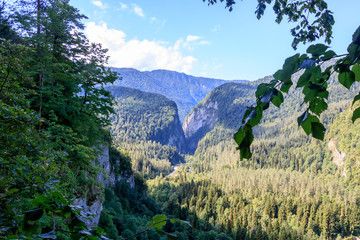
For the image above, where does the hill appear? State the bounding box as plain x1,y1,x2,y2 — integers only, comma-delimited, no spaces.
106,86,186,178
110,68,246,122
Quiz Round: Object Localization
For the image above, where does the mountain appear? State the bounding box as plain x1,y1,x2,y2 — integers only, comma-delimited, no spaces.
110,67,246,122
184,69,360,172
182,81,259,153
106,86,186,178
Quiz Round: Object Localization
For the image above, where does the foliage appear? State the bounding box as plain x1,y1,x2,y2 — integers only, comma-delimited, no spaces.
0,0,118,238
149,167,360,240
99,177,189,240
108,86,186,178
234,26,360,159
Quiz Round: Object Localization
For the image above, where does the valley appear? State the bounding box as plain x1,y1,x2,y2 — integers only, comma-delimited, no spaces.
1,1,360,239
102,68,360,240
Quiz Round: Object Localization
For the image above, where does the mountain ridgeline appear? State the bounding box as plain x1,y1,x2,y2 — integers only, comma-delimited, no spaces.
110,67,246,122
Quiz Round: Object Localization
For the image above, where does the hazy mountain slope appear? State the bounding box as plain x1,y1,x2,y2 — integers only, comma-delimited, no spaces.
110,67,246,122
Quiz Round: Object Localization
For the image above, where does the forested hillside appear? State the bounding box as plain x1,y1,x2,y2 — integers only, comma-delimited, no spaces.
107,86,186,178
110,68,244,121
145,64,360,240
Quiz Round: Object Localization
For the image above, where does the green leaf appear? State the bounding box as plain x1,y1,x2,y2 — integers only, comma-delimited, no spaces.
255,83,271,98
352,64,360,82
307,44,329,58
297,68,312,87
273,69,284,81
309,98,328,116
147,214,167,229
309,66,322,83
297,111,311,135
298,112,324,138
280,81,292,93
311,122,326,140
338,71,355,89
35,176,42,183
352,107,360,123
352,93,360,105
234,125,254,160
22,222,39,234
271,90,284,108
249,107,263,127
321,50,336,61
234,128,245,146
283,53,300,73
352,25,360,44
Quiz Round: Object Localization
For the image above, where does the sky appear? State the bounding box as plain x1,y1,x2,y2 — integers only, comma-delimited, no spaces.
69,0,360,81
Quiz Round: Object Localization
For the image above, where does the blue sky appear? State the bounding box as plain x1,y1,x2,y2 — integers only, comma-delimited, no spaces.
70,0,360,81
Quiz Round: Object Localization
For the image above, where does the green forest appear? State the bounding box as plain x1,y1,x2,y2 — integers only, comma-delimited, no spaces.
1,0,360,240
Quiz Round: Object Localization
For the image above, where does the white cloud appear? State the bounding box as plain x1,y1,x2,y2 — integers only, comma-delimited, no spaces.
199,40,210,45
132,4,145,18
186,35,201,42
92,1,107,9
84,22,197,73
174,35,210,51
120,2,128,9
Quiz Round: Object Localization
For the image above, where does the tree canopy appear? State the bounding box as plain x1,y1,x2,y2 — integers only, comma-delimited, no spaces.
0,0,118,237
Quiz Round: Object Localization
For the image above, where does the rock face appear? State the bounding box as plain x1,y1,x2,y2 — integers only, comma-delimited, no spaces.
74,145,135,229
183,101,219,153
182,82,257,154
328,138,347,177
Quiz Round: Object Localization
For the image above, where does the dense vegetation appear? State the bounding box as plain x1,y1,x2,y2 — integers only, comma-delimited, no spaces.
2,0,360,239
0,0,122,238
147,103,360,240
107,86,186,178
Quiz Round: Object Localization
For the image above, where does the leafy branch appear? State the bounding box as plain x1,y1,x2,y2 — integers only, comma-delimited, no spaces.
234,25,360,159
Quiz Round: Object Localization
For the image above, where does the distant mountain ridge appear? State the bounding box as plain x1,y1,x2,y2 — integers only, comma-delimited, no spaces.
110,67,247,122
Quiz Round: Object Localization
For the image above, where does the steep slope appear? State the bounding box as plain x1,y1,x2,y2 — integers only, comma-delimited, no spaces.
185,70,360,173
106,86,186,178
108,86,186,152
110,68,246,122
183,82,258,153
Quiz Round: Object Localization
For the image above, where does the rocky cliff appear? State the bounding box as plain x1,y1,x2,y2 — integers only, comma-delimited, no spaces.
183,82,257,153
183,101,219,153
74,144,135,229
